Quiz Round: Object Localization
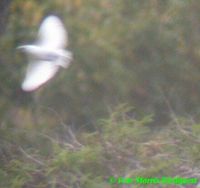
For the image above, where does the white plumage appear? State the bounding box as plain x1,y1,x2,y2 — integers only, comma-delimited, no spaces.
18,15,72,92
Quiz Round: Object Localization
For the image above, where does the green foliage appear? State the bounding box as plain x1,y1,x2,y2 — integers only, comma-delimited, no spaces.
1,105,199,187
2,0,200,124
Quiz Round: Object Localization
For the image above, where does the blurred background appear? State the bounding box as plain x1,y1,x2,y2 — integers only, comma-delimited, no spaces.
0,0,200,187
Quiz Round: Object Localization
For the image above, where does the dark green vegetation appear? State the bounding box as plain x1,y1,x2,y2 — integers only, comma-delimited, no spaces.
0,1,200,187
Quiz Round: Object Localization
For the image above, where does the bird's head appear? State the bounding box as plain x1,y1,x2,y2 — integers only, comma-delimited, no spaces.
17,45,31,53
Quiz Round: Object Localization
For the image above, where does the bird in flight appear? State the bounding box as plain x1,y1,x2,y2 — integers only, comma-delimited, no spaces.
18,15,73,92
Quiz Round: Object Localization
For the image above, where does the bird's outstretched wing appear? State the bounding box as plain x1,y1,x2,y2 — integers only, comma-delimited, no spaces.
19,15,72,92
22,61,60,92
37,16,67,49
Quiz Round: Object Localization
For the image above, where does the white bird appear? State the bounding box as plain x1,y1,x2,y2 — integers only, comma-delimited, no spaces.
18,15,73,92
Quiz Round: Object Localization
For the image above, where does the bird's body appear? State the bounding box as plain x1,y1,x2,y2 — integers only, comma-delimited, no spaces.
18,15,72,92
